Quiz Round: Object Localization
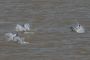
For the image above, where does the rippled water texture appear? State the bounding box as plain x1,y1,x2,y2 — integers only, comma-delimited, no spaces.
0,0,90,60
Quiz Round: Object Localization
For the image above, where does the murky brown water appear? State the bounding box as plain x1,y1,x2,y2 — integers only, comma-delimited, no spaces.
0,0,90,60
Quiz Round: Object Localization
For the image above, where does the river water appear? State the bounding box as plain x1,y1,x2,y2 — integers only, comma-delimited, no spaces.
0,0,90,60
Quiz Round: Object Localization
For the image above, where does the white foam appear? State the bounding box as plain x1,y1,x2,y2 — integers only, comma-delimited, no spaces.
5,32,30,45
15,23,31,32
71,24,85,33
